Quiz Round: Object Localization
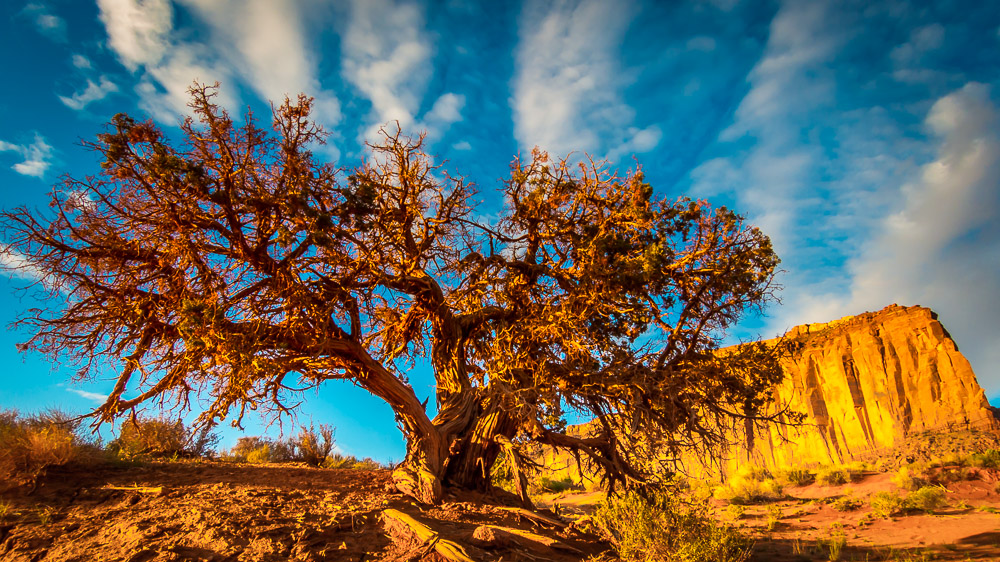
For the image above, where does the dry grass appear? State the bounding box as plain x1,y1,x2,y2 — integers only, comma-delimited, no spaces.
0,409,80,490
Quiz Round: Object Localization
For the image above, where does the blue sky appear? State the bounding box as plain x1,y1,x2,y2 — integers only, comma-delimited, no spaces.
1,0,998,462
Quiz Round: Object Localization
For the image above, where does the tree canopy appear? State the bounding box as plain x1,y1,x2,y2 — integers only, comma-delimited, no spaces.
1,85,786,504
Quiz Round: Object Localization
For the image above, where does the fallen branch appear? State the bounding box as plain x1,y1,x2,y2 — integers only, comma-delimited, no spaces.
496,507,567,528
381,509,477,562
471,524,583,554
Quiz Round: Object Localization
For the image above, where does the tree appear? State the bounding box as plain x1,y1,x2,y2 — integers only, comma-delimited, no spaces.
1,85,785,504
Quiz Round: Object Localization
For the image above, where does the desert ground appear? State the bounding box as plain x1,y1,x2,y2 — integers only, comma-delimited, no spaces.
2,451,1000,561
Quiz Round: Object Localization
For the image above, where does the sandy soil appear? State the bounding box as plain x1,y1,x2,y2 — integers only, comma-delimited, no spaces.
0,461,609,562
535,469,1000,561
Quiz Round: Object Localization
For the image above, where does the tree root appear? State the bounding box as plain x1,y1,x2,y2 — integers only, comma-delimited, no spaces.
496,506,567,528
381,509,477,562
471,525,582,554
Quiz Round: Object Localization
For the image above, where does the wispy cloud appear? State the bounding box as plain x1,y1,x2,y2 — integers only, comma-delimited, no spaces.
691,0,843,257
0,133,54,178
512,0,659,162
339,0,466,144
67,388,107,403
97,0,237,120
21,2,67,42
59,76,119,110
71,54,92,69
179,0,341,131
0,247,51,286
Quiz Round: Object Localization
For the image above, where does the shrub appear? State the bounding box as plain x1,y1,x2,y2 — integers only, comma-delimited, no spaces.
776,467,815,487
815,465,862,486
831,495,862,512
291,423,335,466
892,466,927,491
110,417,187,459
534,476,578,494
764,504,782,531
714,475,784,504
824,524,847,561
0,409,80,490
870,491,904,519
968,449,1000,469
903,486,946,513
351,457,382,470
594,490,752,562
245,444,272,464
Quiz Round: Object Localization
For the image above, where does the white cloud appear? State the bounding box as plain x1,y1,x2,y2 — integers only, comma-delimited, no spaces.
72,54,92,69
179,0,341,129
452,140,472,151
22,2,67,42
0,248,51,286
67,388,107,403
693,0,842,252
59,76,119,110
890,23,947,85
0,133,54,178
766,83,1000,393
341,0,436,140
97,0,172,71
513,0,654,160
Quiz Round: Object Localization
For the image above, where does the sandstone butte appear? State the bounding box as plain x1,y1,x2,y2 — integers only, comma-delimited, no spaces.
536,304,999,480
726,303,999,473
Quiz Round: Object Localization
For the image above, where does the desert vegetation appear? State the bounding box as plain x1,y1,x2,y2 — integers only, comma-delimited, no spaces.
0,83,790,507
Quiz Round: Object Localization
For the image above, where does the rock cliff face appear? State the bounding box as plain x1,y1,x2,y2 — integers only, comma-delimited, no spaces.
742,304,998,471
537,305,998,481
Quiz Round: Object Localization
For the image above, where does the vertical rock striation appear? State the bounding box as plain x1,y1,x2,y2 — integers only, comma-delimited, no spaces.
743,304,998,471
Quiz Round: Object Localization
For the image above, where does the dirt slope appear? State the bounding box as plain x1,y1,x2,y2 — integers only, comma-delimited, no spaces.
0,461,608,561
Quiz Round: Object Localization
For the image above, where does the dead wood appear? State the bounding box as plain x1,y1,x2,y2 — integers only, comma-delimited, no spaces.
381,508,477,562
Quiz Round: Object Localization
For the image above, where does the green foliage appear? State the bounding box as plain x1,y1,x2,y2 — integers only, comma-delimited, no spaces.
245,445,272,464
534,476,579,494
226,425,334,465
903,486,946,513
815,466,848,486
823,524,847,561
870,491,904,519
830,495,862,512
594,490,752,562
764,504,782,531
713,471,784,505
725,503,746,521
892,466,927,491
968,449,1000,468
775,467,815,487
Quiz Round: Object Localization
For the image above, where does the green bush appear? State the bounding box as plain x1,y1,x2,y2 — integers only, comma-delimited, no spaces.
776,467,815,487
968,449,1000,469
892,466,927,491
903,486,946,513
594,490,752,562
110,417,187,459
226,424,334,465
831,495,863,512
535,476,578,494
713,475,784,505
815,465,861,486
870,491,903,519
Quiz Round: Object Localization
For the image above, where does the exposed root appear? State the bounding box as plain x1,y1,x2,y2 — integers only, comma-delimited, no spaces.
381,508,477,562
471,524,583,554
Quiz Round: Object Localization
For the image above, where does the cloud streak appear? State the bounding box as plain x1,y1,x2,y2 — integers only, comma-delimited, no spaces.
512,0,660,161
59,76,119,110
0,134,54,178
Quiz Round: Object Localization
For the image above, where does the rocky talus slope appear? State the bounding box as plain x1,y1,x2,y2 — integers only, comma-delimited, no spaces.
740,304,998,471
